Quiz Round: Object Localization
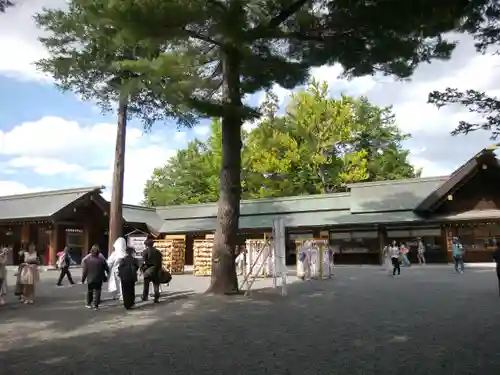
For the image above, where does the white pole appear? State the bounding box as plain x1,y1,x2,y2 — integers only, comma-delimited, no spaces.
279,218,287,296
272,242,277,288
272,218,287,296
271,221,277,289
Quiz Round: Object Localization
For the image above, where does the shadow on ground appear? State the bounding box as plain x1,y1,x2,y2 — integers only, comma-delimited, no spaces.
1,268,500,375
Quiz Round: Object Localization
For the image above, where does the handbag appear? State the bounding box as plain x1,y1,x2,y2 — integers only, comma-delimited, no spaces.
159,268,172,284
142,265,157,279
19,266,32,284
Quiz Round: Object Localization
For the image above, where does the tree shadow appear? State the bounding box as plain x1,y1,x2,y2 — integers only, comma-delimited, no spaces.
0,289,196,334
2,268,500,375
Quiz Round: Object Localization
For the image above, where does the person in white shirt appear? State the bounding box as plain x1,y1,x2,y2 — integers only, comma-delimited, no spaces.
416,237,426,265
389,241,401,276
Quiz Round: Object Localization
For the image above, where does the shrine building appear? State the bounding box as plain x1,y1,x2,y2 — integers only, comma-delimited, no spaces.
1,147,500,266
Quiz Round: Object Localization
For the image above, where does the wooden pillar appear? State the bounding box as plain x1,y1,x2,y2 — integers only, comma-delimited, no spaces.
83,220,91,259
20,223,30,246
443,225,454,263
49,223,60,266
378,226,386,265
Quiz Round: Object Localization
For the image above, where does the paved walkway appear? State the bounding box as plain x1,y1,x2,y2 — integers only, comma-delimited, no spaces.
0,266,499,375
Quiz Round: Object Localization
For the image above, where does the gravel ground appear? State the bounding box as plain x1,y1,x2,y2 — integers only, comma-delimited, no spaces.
0,266,499,375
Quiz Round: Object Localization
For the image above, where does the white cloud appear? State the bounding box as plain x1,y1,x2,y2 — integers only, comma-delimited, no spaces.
0,0,67,81
80,144,176,204
0,117,176,204
0,116,142,159
0,180,46,196
6,157,83,175
173,131,187,141
193,125,210,136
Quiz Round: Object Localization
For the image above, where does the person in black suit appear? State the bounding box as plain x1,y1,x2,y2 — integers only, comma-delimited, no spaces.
493,240,500,297
82,245,110,310
141,236,163,303
118,247,139,310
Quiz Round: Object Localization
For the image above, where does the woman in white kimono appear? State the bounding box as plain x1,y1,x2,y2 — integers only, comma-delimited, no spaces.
297,241,311,281
383,245,392,274
107,237,127,300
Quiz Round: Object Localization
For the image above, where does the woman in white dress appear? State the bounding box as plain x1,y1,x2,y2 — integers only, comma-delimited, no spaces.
383,245,392,273
107,237,127,300
0,247,8,305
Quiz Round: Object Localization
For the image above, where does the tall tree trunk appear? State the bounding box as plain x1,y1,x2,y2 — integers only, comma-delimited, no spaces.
206,49,242,295
108,97,128,253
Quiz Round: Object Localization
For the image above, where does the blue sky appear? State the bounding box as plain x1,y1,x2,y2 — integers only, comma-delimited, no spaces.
0,1,498,204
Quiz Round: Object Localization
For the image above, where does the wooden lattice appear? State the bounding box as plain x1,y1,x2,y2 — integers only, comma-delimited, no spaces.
193,238,213,276
154,239,185,274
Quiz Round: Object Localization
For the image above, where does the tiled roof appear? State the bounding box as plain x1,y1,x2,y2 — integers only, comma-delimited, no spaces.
156,175,452,233
155,192,351,220
415,150,498,213
122,204,163,232
348,176,448,213
158,210,423,234
2,151,495,233
0,186,103,221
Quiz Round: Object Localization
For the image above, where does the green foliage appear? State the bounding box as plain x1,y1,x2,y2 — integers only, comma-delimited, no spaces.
144,139,219,206
144,81,418,205
103,0,476,118
428,0,500,138
0,0,13,12
144,119,249,206
245,80,418,197
38,0,480,291
35,2,196,127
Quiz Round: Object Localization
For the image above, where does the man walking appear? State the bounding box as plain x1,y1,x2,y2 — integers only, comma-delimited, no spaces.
141,236,163,304
81,245,109,310
56,246,75,286
389,241,401,276
452,237,465,274
118,246,139,310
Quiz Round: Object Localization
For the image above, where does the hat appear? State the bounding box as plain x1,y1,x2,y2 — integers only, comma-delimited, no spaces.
144,235,155,246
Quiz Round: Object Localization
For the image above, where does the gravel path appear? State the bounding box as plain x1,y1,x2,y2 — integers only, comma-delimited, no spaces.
0,266,499,375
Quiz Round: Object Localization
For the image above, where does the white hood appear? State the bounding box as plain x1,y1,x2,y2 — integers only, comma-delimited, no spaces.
113,237,127,258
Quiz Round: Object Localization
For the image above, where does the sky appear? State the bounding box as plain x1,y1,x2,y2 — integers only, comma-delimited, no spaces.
0,1,499,205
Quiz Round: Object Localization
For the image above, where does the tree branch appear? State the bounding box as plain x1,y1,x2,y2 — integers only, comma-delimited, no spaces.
184,29,222,46
207,0,226,11
248,0,308,38
266,0,309,29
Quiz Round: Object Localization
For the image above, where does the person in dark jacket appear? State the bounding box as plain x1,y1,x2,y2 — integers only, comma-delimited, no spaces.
493,242,500,297
82,245,110,310
118,247,139,310
57,246,75,286
141,236,163,303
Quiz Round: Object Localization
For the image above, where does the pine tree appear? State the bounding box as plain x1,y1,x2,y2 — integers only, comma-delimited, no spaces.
35,3,196,253
38,0,482,293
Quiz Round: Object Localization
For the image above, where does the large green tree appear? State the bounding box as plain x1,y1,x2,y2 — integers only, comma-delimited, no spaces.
41,0,481,294
144,82,419,205
144,120,223,206
245,80,418,197
144,119,254,206
35,3,196,252
428,1,500,138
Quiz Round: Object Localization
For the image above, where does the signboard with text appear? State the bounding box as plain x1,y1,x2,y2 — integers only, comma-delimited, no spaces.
127,235,147,258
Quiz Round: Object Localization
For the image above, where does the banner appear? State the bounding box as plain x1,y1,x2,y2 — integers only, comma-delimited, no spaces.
127,235,147,258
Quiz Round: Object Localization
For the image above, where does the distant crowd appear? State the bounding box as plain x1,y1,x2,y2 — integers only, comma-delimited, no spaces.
0,236,172,309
